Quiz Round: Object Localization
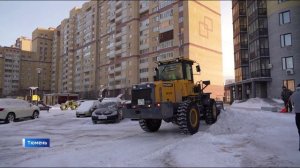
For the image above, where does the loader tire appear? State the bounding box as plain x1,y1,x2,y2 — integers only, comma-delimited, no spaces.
177,100,200,135
139,119,162,132
205,99,218,125
60,104,67,111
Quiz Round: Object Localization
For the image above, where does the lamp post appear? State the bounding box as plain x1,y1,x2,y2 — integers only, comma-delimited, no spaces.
36,68,41,102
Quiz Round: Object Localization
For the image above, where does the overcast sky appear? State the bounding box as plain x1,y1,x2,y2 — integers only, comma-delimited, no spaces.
0,1,234,79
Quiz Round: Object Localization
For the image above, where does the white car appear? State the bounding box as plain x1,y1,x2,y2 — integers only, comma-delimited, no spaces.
76,100,99,117
0,98,40,123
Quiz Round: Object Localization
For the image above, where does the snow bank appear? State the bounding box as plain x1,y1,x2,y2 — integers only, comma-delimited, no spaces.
231,98,272,109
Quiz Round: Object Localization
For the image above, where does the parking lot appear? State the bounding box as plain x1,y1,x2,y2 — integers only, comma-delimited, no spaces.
0,106,300,167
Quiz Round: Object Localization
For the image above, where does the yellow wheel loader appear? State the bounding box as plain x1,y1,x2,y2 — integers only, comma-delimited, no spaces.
60,100,79,111
123,58,222,134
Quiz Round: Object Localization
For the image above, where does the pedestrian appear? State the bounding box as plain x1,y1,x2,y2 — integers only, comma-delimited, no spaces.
290,83,300,151
281,86,293,112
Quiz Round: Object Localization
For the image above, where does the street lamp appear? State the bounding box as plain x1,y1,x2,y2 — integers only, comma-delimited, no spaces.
36,68,42,101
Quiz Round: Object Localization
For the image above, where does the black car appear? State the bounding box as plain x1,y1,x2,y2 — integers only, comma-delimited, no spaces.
38,101,51,112
91,101,123,124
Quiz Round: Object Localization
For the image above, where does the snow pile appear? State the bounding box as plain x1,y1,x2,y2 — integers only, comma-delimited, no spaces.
208,109,259,135
231,98,272,109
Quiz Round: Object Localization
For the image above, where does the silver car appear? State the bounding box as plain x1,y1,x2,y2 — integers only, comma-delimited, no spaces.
76,100,99,117
0,98,40,123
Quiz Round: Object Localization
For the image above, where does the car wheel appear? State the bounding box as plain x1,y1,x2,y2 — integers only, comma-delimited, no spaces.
32,111,39,119
92,120,98,124
5,113,15,123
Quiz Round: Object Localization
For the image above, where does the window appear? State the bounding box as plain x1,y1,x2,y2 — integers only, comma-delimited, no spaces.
282,56,293,70
279,11,290,25
283,79,295,91
280,33,292,47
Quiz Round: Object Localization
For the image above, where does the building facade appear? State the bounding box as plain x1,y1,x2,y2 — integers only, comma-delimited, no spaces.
52,0,224,100
0,27,54,97
225,0,300,103
31,28,54,95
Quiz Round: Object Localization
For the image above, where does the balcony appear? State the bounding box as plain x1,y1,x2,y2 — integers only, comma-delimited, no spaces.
107,50,115,58
106,42,115,49
159,25,174,34
139,2,149,13
258,8,267,15
158,40,173,50
115,47,126,55
115,31,126,38
249,28,268,42
108,66,114,74
259,48,269,56
114,74,123,81
251,69,270,78
114,66,122,72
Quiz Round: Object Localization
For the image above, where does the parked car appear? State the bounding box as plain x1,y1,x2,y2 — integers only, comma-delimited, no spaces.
100,97,122,103
38,101,51,112
0,98,40,123
76,100,99,117
91,101,123,124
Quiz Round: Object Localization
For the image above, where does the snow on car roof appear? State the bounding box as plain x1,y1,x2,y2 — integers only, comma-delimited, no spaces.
0,98,28,107
101,97,121,102
77,100,97,111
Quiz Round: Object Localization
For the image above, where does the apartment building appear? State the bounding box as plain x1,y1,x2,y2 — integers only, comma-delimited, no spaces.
0,27,54,97
32,28,54,95
15,36,32,51
225,0,300,102
52,0,223,100
51,26,61,93
97,0,223,99
0,47,21,96
52,1,99,98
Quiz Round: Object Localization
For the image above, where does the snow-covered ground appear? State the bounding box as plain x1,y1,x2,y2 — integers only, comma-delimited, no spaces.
0,99,299,167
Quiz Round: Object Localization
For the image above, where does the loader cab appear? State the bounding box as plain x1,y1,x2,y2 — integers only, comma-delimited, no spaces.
155,58,199,82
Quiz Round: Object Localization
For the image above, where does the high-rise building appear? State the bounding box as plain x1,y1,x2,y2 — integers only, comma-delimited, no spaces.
32,28,54,95
51,26,61,94
98,0,223,99
52,0,224,100
225,0,300,102
0,47,21,96
52,1,99,98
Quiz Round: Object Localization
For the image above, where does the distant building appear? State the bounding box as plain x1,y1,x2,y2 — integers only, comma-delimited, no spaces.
0,28,54,98
15,36,32,51
225,0,300,103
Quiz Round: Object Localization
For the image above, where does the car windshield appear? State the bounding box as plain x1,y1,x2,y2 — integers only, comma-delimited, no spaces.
77,101,95,111
97,102,117,108
158,63,183,81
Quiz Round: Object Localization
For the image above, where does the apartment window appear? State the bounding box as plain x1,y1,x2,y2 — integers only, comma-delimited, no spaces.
140,68,148,73
282,56,293,70
283,79,295,91
280,33,292,47
140,78,149,83
279,11,290,25
278,0,288,4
